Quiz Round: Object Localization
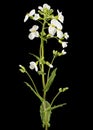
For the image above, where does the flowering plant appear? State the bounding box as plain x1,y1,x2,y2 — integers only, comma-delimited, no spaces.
19,3,69,130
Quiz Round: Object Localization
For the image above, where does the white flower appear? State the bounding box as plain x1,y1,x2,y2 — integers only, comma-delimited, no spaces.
38,3,50,11
33,14,40,20
57,30,63,39
48,25,57,36
28,25,39,40
62,42,68,48
62,49,67,55
24,9,40,22
29,61,38,72
29,9,40,20
24,9,35,22
64,32,69,39
48,19,63,38
51,19,62,30
57,10,64,23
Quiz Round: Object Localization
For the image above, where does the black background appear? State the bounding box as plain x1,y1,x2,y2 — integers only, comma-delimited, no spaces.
3,0,88,129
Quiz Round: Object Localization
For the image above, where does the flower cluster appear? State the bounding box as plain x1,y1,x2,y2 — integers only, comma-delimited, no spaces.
24,3,69,72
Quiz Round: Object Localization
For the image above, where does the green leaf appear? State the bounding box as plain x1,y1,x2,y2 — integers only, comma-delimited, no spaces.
44,68,57,92
40,100,52,128
29,53,40,60
29,53,46,65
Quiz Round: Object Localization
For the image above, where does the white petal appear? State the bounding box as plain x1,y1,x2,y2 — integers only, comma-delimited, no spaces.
28,32,36,40
51,19,62,30
64,32,69,39
43,3,50,10
33,25,39,31
35,31,39,37
57,10,60,14
62,42,68,48
34,65,38,72
28,31,39,40
24,14,29,22
33,14,40,20
29,9,35,16
29,25,39,32
38,6,43,11
58,14,64,23
57,30,63,39
48,26,56,36
62,49,67,55
57,10,64,23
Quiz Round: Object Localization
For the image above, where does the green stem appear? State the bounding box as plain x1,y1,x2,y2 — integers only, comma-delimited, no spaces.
40,17,46,99
51,91,60,106
41,38,45,87
51,103,67,110
26,71,39,94
40,16,49,130
45,124,48,130
45,103,67,111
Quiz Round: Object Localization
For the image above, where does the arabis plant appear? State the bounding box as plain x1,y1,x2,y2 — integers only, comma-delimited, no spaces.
19,3,69,130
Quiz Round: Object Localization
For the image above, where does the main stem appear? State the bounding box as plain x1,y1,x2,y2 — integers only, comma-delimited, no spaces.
40,17,46,99
45,124,48,130
40,17,48,130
